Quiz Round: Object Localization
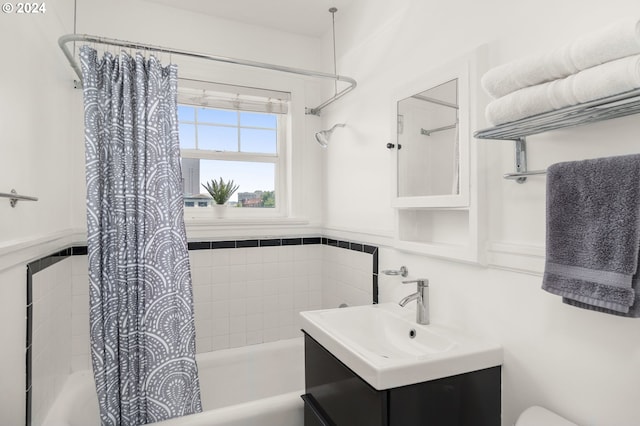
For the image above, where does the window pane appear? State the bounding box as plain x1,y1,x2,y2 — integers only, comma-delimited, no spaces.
179,124,196,149
240,128,277,154
178,105,195,122
199,160,275,208
199,108,237,125
240,111,277,128
198,125,238,151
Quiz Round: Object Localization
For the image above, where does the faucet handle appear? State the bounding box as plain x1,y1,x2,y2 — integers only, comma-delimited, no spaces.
402,279,429,287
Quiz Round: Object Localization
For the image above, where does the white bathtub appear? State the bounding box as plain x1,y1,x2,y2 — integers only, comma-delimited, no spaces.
43,338,305,426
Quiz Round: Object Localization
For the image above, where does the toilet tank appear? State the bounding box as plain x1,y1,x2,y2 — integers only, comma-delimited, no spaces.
516,406,578,426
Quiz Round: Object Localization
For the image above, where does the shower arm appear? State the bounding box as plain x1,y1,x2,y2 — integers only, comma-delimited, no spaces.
58,33,357,116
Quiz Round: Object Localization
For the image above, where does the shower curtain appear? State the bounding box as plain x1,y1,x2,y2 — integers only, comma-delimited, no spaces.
80,45,202,425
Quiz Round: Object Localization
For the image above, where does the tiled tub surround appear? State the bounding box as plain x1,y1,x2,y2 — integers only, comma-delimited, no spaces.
66,237,378,370
26,237,378,424
188,241,325,353
322,239,378,308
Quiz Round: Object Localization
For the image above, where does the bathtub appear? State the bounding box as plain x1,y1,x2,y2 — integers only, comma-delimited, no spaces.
43,338,305,426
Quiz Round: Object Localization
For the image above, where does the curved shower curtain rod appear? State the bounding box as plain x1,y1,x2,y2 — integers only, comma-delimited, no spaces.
58,33,357,116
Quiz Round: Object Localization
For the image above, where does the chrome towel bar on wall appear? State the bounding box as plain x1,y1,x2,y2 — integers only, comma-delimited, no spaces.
0,189,38,208
474,88,640,183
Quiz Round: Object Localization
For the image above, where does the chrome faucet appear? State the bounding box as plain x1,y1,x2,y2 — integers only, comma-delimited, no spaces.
398,279,429,325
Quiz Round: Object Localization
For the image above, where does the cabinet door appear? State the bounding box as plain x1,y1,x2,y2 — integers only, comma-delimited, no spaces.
304,334,387,426
388,366,501,426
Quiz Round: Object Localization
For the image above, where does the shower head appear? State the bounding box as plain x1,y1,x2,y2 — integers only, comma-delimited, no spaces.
315,123,345,148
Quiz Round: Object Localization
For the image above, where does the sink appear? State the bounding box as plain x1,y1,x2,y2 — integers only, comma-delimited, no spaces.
300,303,503,390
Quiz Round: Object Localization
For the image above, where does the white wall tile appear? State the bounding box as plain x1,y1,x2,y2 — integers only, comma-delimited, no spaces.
246,314,263,332
229,299,247,315
246,280,263,297
211,284,230,301
277,246,294,262
64,243,373,366
191,267,212,286
245,263,263,281
321,245,375,309
31,258,73,426
211,250,231,267
229,333,246,348
246,331,263,345
263,312,279,329
71,255,88,277
211,301,230,318
212,335,230,351
263,278,279,295
210,266,230,285
229,281,247,299
263,328,280,343
228,264,247,282
246,297,263,314
196,337,212,354
245,247,263,264
192,285,212,303
228,248,247,265
261,247,279,263
189,250,212,268
229,315,246,334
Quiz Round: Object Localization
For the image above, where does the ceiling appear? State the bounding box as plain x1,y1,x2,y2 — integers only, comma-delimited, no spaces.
143,0,355,37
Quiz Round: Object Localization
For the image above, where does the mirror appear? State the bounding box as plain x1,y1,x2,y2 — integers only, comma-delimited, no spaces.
391,54,472,209
397,79,459,197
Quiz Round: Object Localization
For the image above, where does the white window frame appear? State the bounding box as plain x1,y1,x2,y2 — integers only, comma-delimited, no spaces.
180,106,289,220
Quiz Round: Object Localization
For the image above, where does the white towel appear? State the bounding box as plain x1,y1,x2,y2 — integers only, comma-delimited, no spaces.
486,54,640,126
482,18,640,99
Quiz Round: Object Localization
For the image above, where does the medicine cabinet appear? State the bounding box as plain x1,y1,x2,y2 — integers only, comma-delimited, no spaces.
389,48,486,263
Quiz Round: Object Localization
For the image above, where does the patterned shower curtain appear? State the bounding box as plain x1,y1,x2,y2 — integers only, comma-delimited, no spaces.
80,45,202,425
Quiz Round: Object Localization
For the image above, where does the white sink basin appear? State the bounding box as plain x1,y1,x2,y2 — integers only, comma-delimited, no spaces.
300,303,502,390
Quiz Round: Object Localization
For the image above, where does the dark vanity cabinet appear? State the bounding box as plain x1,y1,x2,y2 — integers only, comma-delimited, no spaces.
301,333,501,426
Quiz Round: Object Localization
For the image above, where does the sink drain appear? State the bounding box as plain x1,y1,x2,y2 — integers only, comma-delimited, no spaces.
409,329,416,339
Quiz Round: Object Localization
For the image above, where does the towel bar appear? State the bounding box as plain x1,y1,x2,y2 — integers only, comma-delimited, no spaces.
420,123,457,136
0,189,39,208
474,87,640,182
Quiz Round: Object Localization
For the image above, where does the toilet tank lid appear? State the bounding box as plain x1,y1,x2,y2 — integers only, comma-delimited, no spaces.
517,406,578,426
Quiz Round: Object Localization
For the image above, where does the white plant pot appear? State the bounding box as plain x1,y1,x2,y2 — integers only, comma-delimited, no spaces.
212,203,227,219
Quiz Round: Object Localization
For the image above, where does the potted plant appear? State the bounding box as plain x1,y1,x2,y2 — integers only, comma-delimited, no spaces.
202,177,239,218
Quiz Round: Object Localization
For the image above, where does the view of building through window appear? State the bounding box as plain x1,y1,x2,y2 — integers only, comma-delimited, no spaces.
179,105,279,209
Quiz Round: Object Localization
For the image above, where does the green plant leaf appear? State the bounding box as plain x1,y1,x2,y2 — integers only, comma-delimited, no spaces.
201,177,239,205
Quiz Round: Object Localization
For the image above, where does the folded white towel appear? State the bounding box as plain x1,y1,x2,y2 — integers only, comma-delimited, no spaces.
482,18,640,99
486,54,640,125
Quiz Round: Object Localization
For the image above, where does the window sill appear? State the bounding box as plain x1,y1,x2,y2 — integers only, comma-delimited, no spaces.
184,216,317,240
185,216,309,227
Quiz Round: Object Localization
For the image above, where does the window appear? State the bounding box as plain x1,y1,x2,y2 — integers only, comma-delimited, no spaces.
178,82,289,218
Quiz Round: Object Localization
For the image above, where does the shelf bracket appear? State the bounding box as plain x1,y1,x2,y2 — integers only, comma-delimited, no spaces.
513,138,528,184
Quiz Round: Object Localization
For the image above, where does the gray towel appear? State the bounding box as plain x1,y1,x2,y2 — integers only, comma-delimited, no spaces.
542,154,640,316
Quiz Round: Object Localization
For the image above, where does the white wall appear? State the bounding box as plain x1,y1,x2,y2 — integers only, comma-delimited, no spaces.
0,3,76,425
0,0,76,244
323,1,640,425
